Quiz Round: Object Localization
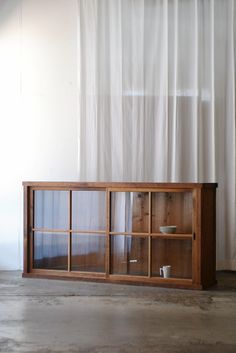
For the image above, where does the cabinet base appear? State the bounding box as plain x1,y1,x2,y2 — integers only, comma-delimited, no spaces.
22,272,214,290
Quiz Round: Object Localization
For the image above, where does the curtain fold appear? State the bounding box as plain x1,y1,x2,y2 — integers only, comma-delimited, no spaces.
77,0,236,270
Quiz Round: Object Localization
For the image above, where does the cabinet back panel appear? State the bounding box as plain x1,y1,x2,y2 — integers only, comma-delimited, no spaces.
151,238,192,279
111,192,149,233
152,192,192,234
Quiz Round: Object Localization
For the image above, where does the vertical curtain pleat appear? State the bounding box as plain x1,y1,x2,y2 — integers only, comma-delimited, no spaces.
108,0,123,180
77,0,236,270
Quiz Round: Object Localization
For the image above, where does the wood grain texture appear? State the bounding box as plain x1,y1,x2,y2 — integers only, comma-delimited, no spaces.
152,192,192,234
23,271,201,289
200,188,217,288
23,186,30,273
23,181,218,189
152,238,192,279
22,182,217,290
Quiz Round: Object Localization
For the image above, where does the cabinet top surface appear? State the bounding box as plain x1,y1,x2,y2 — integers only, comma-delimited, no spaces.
22,181,218,189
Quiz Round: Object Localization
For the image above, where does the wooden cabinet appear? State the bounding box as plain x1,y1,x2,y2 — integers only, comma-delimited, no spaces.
22,182,217,289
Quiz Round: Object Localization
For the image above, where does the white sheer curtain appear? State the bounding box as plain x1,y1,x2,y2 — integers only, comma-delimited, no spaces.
77,0,236,270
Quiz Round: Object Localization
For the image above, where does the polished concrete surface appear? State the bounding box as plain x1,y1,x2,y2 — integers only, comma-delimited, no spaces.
0,271,236,353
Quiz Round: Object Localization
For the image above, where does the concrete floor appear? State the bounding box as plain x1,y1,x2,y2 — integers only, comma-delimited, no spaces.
0,272,236,353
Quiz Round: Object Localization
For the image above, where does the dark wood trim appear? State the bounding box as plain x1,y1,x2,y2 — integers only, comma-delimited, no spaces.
32,228,70,233
29,188,34,272
30,268,106,277
32,229,106,234
150,233,193,239
23,181,218,189
23,186,30,273
68,190,72,272
148,192,152,277
105,190,110,277
192,188,201,286
109,232,149,236
22,272,201,289
200,188,217,288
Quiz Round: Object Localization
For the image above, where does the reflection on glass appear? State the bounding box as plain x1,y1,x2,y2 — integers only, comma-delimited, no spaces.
72,191,106,231
151,238,192,279
111,192,149,233
34,190,69,229
72,234,106,272
33,232,68,270
152,192,192,234
111,235,148,276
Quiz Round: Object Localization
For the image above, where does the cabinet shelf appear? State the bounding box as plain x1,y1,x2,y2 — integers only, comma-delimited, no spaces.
32,228,107,234
23,182,217,289
151,233,193,239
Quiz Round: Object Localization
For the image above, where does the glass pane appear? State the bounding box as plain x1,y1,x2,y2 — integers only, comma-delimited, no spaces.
72,191,106,231
152,192,192,234
111,235,148,276
111,192,149,233
34,232,68,270
34,190,69,229
72,234,106,272
151,238,192,279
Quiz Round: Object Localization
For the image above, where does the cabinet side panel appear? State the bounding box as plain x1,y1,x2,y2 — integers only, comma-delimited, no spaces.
201,188,216,288
23,186,30,273
192,189,201,286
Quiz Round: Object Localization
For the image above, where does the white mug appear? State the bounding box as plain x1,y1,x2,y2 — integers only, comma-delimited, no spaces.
160,265,171,278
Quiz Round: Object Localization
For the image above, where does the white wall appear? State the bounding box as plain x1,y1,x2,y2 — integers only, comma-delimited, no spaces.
0,0,79,269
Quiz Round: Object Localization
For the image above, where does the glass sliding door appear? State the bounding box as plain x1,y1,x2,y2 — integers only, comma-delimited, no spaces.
111,192,149,233
71,234,106,272
152,192,193,234
72,191,106,231
151,238,192,279
34,190,69,230
110,191,150,276
110,235,148,276
33,190,69,271
71,190,106,273
31,186,196,285
33,232,68,270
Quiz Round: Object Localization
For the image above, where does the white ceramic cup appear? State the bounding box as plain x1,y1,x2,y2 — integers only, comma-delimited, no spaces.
160,265,171,278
